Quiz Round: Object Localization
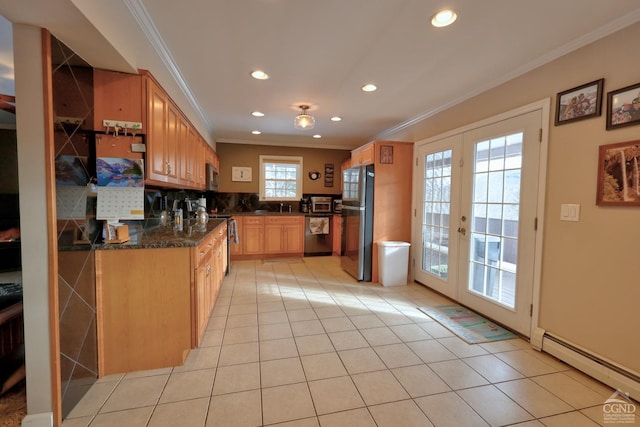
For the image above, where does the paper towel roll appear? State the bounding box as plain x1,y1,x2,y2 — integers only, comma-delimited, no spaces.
198,198,207,209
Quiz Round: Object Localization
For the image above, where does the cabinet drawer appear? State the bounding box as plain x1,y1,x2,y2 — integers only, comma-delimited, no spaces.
265,216,303,225
196,234,214,262
244,216,265,225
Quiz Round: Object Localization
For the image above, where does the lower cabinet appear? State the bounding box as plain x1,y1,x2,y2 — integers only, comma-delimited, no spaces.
232,215,304,259
265,216,304,255
332,215,343,256
96,224,227,376
243,216,265,256
193,223,227,347
96,247,192,376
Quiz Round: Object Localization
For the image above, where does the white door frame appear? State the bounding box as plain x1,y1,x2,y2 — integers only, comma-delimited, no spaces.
411,98,550,337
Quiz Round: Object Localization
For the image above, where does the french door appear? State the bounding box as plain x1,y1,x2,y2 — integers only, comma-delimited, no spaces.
414,109,543,336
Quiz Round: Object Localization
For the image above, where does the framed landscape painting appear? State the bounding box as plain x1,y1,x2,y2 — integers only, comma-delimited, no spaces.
596,140,640,206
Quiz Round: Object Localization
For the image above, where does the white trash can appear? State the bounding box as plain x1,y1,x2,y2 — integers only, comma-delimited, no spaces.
377,241,411,286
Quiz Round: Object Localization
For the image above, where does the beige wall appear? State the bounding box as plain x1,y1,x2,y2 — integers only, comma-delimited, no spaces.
216,143,351,195
386,23,640,373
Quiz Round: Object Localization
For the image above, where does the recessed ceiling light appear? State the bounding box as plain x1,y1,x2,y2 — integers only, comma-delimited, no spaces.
250,70,269,80
251,130,261,135
313,134,322,139
330,116,342,122
252,111,265,117
362,83,377,92
431,9,457,27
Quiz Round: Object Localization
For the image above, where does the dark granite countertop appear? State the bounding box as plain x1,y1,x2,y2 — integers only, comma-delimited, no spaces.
96,218,227,250
217,212,340,217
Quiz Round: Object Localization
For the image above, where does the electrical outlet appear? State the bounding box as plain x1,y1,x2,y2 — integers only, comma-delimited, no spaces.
131,143,146,152
102,120,143,131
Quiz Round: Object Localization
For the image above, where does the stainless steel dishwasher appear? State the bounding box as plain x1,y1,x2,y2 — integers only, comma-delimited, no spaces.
304,215,333,256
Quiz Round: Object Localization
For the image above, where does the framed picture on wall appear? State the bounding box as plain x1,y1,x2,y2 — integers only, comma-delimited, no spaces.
380,145,394,164
606,82,640,130
554,78,603,125
596,139,640,206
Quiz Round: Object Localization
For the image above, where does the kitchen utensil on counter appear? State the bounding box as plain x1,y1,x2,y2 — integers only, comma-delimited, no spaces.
196,206,209,225
159,196,169,225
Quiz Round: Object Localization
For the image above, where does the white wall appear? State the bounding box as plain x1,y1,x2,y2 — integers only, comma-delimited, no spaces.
14,24,54,426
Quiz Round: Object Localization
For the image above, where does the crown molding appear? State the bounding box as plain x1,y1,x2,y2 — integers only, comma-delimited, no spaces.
123,0,212,130
377,8,640,140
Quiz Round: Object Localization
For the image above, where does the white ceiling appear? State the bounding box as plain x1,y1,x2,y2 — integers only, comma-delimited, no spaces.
1,1,640,148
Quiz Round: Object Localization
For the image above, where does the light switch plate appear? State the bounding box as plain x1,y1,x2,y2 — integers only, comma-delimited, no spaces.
560,204,580,221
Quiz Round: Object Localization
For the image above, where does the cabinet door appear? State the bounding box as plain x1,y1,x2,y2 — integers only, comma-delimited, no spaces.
360,143,375,165
332,216,343,256
178,116,191,186
93,70,143,131
146,79,170,182
243,217,264,255
165,103,180,183
283,222,304,254
264,223,283,254
186,127,198,187
230,217,243,257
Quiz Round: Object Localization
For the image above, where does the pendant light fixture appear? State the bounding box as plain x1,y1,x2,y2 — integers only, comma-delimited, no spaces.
294,105,315,130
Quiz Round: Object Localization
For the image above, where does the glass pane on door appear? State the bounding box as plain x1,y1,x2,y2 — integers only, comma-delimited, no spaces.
468,133,522,308
422,149,452,280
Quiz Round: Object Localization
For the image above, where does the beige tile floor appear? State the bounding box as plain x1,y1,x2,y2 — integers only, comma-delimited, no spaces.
63,256,626,427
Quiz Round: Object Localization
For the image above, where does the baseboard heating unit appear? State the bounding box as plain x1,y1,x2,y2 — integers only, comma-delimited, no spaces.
531,327,640,401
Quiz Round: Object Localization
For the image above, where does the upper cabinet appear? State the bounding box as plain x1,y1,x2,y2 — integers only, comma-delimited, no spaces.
145,76,179,184
93,69,143,131
93,69,216,191
350,142,375,167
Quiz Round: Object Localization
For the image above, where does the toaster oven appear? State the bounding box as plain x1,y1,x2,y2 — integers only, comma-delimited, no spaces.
310,196,332,213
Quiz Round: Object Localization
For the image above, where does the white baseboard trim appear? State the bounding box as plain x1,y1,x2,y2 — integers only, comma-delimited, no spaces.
533,328,640,401
21,412,53,427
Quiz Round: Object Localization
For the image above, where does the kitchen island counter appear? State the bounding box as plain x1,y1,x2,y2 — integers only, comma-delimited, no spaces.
96,218,226,250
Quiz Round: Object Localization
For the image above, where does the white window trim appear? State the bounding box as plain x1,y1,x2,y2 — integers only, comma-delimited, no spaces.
259,155,303,201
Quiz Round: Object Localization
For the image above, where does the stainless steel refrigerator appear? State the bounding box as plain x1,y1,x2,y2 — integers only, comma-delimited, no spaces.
341,164,374,281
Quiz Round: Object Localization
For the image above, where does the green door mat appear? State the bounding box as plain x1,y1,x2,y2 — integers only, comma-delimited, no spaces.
418,304,517,344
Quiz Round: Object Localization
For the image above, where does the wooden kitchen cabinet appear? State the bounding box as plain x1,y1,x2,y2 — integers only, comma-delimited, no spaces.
145,76,179,184
193,222,227,346
96,247,192,375
229,217,243,257
243,216,265,255
194,233,214,345
93,69,143,131
264,216,304,255
349,140,414,283
351,142,374,166
232,215,304,259
96,223,228,375
178,115,191,186
94,69,216,191
332,215,343,256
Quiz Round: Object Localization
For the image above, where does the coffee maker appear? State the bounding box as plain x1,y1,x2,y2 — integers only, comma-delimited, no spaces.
300,198,310,213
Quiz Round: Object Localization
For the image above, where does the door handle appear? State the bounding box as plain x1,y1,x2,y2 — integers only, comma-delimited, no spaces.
457,227,466,235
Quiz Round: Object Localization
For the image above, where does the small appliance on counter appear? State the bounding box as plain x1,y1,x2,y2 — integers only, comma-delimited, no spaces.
310,196,332,213
333,199,343,213
300,198,310,213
